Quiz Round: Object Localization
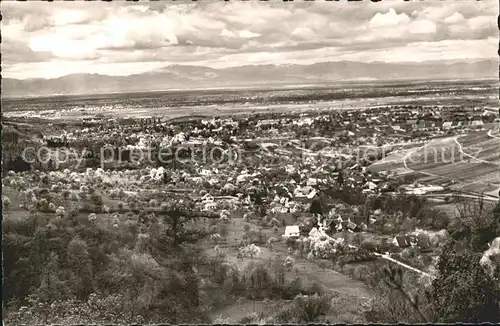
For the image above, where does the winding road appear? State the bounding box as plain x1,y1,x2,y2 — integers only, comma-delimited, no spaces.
453,135,500,167
487,128,500,141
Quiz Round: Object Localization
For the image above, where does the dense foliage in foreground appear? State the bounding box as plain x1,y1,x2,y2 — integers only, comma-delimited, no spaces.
3,200,345,324
4,197,500,324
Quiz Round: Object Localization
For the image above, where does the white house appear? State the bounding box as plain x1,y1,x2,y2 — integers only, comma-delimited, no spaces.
442,121,452,130
283,225,300,238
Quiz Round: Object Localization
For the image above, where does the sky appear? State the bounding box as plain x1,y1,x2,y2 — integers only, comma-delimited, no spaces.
2,0,498,79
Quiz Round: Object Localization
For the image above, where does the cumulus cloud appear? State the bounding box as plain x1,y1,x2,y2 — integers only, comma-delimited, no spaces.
467,15,495,31
369,8,410,28
444,12,465,24
1,1,497,79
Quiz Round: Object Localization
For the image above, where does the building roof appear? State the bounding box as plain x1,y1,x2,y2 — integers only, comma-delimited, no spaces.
346,220,358,230
284,225,300,235
393,235,412,247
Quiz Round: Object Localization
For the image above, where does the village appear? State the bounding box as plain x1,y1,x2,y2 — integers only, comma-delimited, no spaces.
4,102,498,289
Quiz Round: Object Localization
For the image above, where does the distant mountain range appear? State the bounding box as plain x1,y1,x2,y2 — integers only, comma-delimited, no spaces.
2,59,497,97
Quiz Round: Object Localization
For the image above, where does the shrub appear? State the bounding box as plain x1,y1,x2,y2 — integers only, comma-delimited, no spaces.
286,237,297,248
3,196,12,209
68,207,79,218
102,205,110,214
239,244,262,259
48,202,57,212
360,240,377,252
88,213,97,223
274,304,299,323
238,312,260,324
432,245,500,323
56,206,66,217
293,293,332,323
308,281,324,296
241,261,272,299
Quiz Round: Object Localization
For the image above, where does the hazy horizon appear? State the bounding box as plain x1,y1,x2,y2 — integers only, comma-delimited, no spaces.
3,58,497,82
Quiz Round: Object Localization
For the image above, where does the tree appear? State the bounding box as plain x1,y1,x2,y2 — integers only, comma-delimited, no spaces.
218,223,229,241
431,243,500,323
363,264,433,323
153,199,208,253
32,251,72,305
382,265,428,322
309,194,324,216
145,199,210,319
66,237,95,299
451,198,500,251
240,244,262,259
337,170,345,187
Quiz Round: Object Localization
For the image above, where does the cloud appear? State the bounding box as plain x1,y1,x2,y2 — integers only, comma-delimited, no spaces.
467,15,495,31
369,8,410,28
220,29,260,39
239,30,260,39
52,9,93,26
408,19,437,35
2,40,54,64
292,27,316,40
366,9,438,39
1,1,498,79
444,12,465,24
220,29,236,38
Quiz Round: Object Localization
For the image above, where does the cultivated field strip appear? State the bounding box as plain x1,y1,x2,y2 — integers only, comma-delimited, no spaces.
367,130,500,197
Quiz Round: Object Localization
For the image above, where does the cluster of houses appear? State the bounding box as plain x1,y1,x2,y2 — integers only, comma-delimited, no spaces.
6,103,474,267
282,205,438,254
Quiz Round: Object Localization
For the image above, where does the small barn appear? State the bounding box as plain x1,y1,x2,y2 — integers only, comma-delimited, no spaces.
283,225,300,238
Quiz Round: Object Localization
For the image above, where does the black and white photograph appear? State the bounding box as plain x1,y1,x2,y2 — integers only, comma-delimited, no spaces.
1,0,499,324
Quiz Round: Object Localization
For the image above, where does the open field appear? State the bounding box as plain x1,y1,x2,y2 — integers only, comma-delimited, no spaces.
202,216,372,299
3,79,497,120
370,128,500,198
